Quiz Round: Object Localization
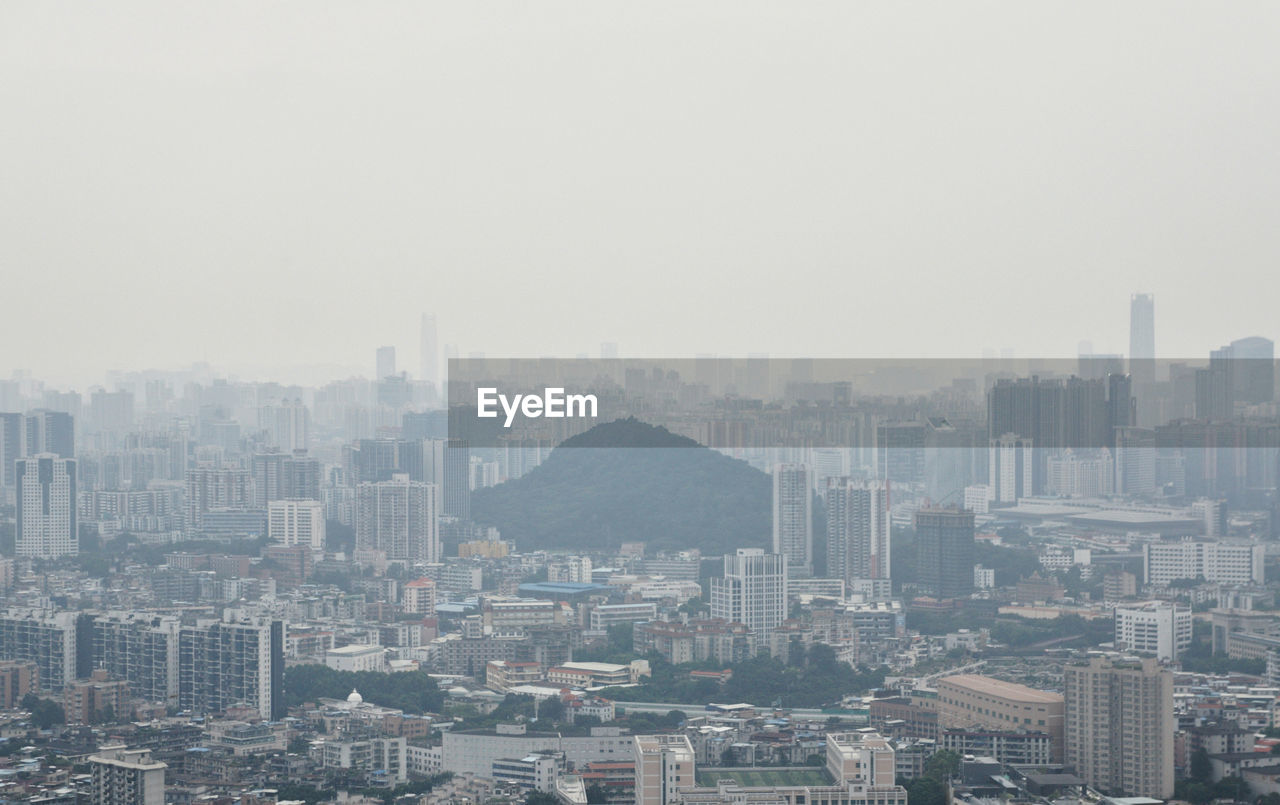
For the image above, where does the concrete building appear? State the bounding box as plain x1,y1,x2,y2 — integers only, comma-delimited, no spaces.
710,549,788,650
825,478,889,583
0,609,78,691
268,499,326,550
0,660,38,709
403,577,437,616
1143,539,1264,586
934,674,1065,761
634,734,695,805
914,507,975,599
16,454,77,559
179,614,284,720
356,474,440,564
89,745,166,805
773,463,814,577
64,669,130,725
325,644,387,673
1114,601,1192,661
443,724,635,778
1064,655,1174,798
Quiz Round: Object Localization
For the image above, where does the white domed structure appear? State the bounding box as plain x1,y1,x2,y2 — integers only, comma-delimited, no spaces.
347,689,363,705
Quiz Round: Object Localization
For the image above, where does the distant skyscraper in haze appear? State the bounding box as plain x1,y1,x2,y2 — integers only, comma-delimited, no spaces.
420,313,439,392
16,454,77,559
772,463,813,577
825,478,889,584
989,433,1032,503
1228,336,1275,405
24,410,75,458
914,507,974,599
0,412,21,492
376,346,396,380
600,342,619,360
1129,293,1155,386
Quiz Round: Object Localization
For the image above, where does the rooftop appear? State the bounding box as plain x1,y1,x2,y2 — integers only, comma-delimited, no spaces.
936,674,1063,704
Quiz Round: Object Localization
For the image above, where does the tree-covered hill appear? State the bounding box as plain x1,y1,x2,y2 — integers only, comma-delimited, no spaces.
471,418,770,555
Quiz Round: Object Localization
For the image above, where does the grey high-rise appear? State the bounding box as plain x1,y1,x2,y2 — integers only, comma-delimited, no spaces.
914,507,974,599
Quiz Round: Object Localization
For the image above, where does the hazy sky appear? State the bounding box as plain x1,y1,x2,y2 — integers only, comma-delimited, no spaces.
3,2,1279,388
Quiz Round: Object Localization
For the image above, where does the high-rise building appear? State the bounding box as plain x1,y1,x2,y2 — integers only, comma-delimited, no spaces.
0,609,79,691
1228,336,1275,405
259,399,309,453
988,433,1032,503
179,614,284,720
914,507,975,599
1129,293,1156,386
710,549,787,650
90,390,135,435
1113,602,1192,662
420,313,439,392
772,463,813,577
89,745,166,805
24,409,75,457
16,454,77,559
268,499,326,550
184,466,253,534
825,478,889,583
90,612,182,708
1115,427,1156,497
633,734,695,805
355,474,441,564
1064,655,1174,798
0,412,22,491
377,346,397,380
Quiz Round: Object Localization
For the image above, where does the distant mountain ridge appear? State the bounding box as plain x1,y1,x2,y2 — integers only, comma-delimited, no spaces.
470,418,770,555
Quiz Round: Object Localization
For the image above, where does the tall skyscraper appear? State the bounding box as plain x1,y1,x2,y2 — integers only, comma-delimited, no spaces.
420,313,439,391
355,474,441,564
0,412,21,492
710,549,787,650
1064,655,1174,798
1129,293,1155,383
914,507,975,599
825,478,889,584
24,409,75,458
988,433,1032,503
772,463,813,577
16,454,78,559
376,345,397,380
178,614,284,720
89,745,166,805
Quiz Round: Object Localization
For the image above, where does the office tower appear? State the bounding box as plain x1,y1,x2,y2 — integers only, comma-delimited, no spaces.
1113,602,1192,662
184,466,253,534
0,412,21,490
914,507,975,599
16,454,77,559
268,499,326,550
376,345,397,379
772,463,813,577
1107,373,1135,435
90,390,135,434
825,478,889,583
1115,427,1156,497
0,609,79,691
444,438,471,520
420,313,439,391
988,433,1032,503
1129,293,1156,385
633,734,695,805
710,549,787,650
90,612,182,707
1228,336,1275,404
24,409,75,457
89,745,166,805
1064,655,1174,798
179,614,284,720
876,421,925,485
356,474,441,564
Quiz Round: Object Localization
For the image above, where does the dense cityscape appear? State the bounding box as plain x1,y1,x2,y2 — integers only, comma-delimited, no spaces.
2,299,1280,805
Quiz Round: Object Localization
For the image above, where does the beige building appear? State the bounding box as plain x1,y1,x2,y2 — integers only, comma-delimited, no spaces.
634,734,695,805
934,674,1065,760
1064,655,1174,799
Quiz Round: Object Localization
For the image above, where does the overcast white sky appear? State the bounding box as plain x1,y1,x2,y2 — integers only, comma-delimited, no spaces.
3,2,1279,388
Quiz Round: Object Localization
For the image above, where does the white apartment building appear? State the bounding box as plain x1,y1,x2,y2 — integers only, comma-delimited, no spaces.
1143,540,1265,585
325,644,387,673
268,499,325,550
710,549,787,650
1114,601,1192,661
773,463,814,577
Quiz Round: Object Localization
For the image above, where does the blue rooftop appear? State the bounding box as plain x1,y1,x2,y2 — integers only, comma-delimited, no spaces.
518,582,611,597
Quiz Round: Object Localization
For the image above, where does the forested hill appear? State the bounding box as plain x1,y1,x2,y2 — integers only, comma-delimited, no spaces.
471,418,771,554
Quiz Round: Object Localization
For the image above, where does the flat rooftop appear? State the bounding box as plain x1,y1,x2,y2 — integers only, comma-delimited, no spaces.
695,768,833,788
936,674,1063,704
